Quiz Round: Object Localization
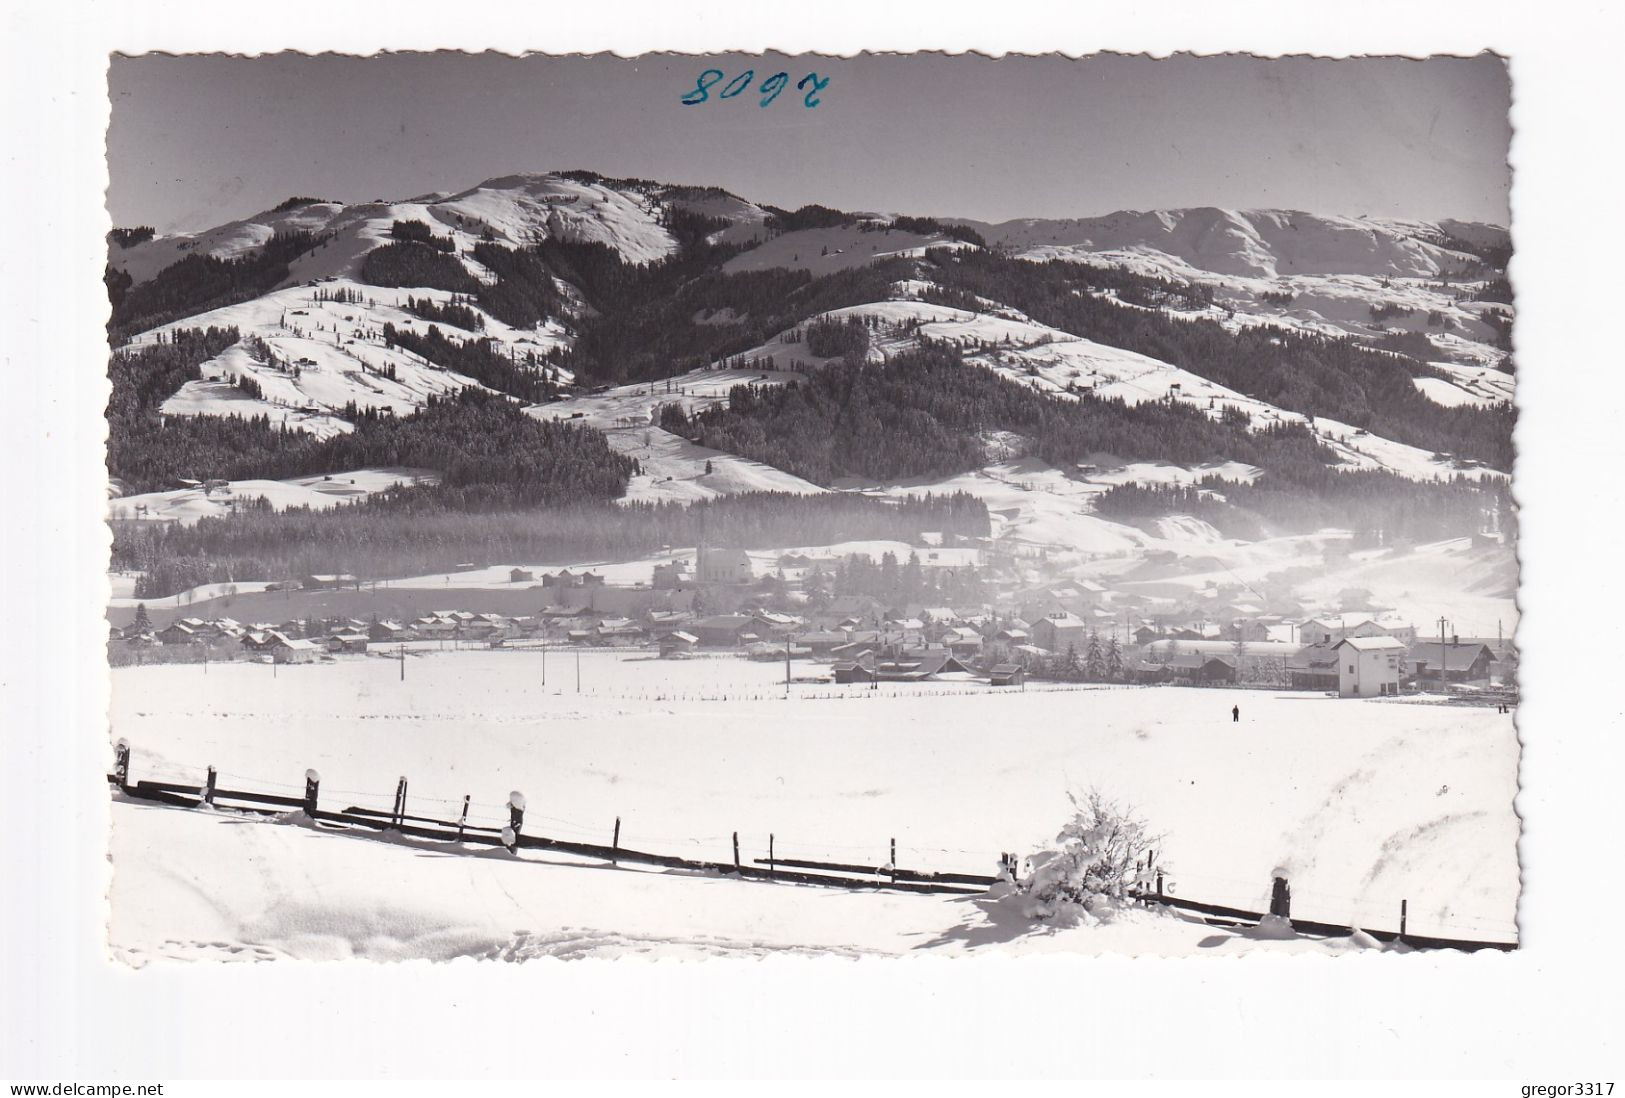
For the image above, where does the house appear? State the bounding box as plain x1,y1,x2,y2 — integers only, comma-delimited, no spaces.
941,627,984,657
830,651,972,684
509,568,534,583
652,560,689,589
1132,652,1236,685
794,629,851,656
989,663,1026,687
1031,611,1088,654
156,621,199,646
831,659,875,685
696,546,753,584
657,631,698,659
1298,613,1414,647
1332,636,1406,697
325,632,369,654
264,632,320,663
542,569,581,588
1408,639,1497,685
596,618,646,644
367,620,406,643
694,614,756,646
1286,643,1341,691
581,571,605,588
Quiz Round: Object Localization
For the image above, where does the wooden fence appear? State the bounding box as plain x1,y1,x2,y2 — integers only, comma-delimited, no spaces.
107,741,1516,952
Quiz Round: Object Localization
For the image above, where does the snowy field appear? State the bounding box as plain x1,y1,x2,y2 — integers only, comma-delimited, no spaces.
108,649,1520,962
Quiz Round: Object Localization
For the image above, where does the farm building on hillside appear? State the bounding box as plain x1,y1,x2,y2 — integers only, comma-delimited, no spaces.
325,632,369,654
509,568,534,583
1332,636,1406,697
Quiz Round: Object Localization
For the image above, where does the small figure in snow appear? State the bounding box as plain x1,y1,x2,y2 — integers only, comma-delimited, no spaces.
1231,704,1240,723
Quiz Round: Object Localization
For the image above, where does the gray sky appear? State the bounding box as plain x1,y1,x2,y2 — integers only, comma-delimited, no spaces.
107,52,1511,234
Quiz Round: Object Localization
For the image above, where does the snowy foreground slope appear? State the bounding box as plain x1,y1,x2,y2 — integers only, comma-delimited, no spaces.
108,651,1519,962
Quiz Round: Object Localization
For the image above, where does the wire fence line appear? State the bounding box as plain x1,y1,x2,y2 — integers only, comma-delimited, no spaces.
108,741,1516,950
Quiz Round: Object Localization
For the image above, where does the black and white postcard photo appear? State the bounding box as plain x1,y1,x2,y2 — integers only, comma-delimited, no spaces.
6,4,1623,1085
99,50,1520,961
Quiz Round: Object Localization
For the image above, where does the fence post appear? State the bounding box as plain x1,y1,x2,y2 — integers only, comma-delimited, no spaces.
1270,875,1292,919
508,791,526,844
889,838,897,885
303,769,320,817
733,831,741,872
612,816,621,865
203,766,217,807
769,833,775,877
113,740,131,791
456,795,470,842
1400,898,1408,941
393,776,408,828
1156,870,1165,898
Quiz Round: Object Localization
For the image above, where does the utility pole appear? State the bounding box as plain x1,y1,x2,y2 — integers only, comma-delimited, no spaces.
1437,615,1449,686
399,643,405,681
541,640,547,687
576,647,581,693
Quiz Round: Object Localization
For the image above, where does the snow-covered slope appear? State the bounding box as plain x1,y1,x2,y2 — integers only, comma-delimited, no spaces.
107,467,436,524
108,653,1520,961
126,278,569,432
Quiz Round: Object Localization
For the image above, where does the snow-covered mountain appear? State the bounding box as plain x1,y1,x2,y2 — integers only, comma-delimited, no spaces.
965,206,1494,279
108,169,1513,485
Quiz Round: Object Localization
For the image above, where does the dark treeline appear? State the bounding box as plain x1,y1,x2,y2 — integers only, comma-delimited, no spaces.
110,226,156,248
113,490,989,598
401,295,484,331
469,242,567,329
667,345,1334,485
917,249,1515,470
107,229,334,339
360,240,480,294
381,322,558,402
389,220,456,252
1095,468,1505,544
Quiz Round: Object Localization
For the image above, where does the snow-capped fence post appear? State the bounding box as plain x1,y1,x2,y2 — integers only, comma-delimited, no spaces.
1269,876,1292,919
732,831,741,872
113,740,131,792
1400,899,1408,941
508,792,526,844
612,816,621,865
769,834,775,877
303,769,320,816
889,838,897,886
203,766,217,807
456,795,470,842
392,777,409,829
1156,870,1165,898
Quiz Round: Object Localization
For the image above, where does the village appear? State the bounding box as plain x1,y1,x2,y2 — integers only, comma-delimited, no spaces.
108,543,1516,701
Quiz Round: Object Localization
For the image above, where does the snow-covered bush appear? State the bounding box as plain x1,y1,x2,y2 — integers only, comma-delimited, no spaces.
1005,790,1164,926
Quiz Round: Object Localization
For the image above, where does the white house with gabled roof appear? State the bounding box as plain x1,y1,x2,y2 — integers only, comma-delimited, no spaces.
1332,635,1407,697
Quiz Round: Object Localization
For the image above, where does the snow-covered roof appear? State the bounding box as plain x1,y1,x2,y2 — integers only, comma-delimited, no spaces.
1334,636,1408,652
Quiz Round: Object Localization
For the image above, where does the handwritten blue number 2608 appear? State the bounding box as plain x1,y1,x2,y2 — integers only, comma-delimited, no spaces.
682,70,829,108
